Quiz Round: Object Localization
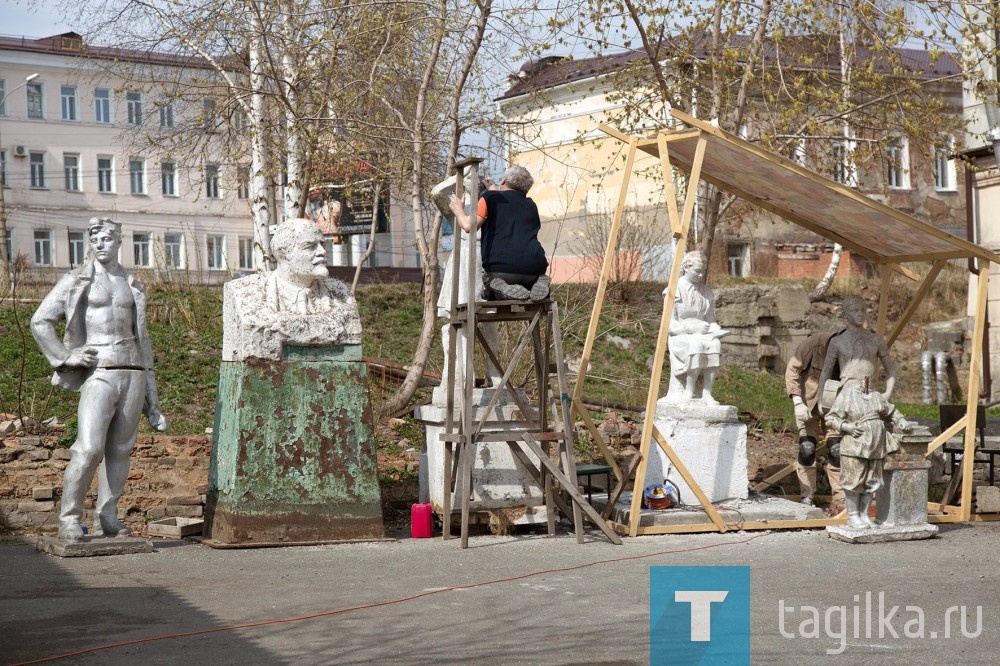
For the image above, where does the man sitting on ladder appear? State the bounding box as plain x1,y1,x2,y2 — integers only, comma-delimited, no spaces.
449,166,551,301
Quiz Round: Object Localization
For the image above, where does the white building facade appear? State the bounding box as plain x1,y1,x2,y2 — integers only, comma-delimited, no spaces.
0,33,257,283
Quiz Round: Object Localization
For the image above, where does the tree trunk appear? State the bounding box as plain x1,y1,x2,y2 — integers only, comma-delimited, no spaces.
249,18,273,271
810,243,843,301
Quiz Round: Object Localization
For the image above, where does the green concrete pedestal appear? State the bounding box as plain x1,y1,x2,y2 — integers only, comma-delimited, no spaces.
205,344,384,545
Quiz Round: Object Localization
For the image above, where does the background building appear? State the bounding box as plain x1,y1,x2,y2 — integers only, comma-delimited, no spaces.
498,43,966,283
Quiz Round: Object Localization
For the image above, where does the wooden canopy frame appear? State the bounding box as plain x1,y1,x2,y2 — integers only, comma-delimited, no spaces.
573,109,1000,536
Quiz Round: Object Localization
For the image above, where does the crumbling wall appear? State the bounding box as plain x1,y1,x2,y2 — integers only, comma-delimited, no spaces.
713,283,812,372
0,434,210,535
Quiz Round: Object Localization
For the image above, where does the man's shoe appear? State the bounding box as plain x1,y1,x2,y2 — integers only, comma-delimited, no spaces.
490,278,529,301
529,275,551,301
58,523,85,542
99,516,133,538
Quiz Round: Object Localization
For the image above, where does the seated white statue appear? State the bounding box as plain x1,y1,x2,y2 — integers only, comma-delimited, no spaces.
665,250,728,404
222,218,362,362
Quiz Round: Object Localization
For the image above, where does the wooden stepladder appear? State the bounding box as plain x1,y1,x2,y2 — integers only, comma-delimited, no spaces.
440,158,622,548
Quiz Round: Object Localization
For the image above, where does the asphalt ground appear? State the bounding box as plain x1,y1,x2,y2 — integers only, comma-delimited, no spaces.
2,522,999,665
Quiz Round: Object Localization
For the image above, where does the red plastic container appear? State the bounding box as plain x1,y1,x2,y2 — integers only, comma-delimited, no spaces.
410,503,433,538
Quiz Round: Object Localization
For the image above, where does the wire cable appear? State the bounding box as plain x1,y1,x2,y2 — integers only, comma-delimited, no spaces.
10,531,771,665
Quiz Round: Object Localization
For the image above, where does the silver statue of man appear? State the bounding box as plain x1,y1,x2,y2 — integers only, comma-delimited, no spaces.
31,217,168,541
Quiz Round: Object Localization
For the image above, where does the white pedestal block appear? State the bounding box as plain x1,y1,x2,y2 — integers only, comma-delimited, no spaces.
645,399,749,504
413,388,549,524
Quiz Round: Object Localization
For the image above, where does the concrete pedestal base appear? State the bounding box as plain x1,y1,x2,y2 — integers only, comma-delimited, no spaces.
826,524,939,544
205,344,384,545
36,535,154,557
414,388,549,525
646,400,748,503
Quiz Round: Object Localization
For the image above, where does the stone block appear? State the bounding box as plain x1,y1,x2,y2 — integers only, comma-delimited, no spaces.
20,437,42,447
36,535,154,557
166,495,203,506
167,505,203,518
976,485,1000,513
17,501,55,512
51,448,72,460
32,487,54,500
23,448,50,461
145,506,168,519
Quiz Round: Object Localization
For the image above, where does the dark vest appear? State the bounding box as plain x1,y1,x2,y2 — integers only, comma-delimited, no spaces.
480,189,548,275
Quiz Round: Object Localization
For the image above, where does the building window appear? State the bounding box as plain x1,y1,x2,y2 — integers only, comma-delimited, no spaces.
159,100,174,129
161,161,177,196
64,153,80,191
934,140,956,192
129,159,146,194
203,98,217,132
97,156,114,193
205,164,220,198
0,79,7,116
206,235,225,269
33,230,52,266
233,107,248,132
29,152,45,188
68,230,85,267
886,137,910,190
727,242,749,277
781,137,806,166
0,150,6,187
133,232,151,267
237,165,250,200
95,88,111,123
26,82,43,119
60,85,77,121
164,232,184,269
126,91,143,126
238,237,255,270
4,229,12,262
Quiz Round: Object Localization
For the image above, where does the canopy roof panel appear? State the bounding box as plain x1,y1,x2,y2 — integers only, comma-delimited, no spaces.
621,109,1000,266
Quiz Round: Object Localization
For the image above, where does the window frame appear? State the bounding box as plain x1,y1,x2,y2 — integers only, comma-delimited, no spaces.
129,158,146,195
68,230,86,267
0,79,6,116
132,231,151,267
26,81,43,119
886,136,911,190
238,236,255,270
161,160,177,197
97,155,114,193
64,153,80,191
33,229,53,266
206,234,225,270
163,232,185,269
205,164,220,199
934,138,957,192
29,152,46,188
126,90,143,126
94,87,111,123
159,99,175,129
60,84,78,121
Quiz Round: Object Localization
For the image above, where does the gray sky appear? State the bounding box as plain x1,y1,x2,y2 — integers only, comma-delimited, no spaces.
1,1,72,37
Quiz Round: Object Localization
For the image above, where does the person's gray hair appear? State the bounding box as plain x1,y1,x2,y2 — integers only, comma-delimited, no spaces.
503,166,534,193
88,217,122,241
271,218,322,259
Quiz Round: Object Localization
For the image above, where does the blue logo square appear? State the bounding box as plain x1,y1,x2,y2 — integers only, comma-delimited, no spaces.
650,566,750,665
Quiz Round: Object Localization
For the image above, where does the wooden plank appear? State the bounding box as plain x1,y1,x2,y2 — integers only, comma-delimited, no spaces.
753,442,831,492
926,419,965,455
520,433,622,544
886,260,945,347
626,135,700,537
651,427,728,533
928,514,968,523
572,398,621,479
572,136,639,404
472,310,542,439
550,304,585,544
666,108,1000,265
657,132,683,237
876,269,892,337
882,251,970,263
961,264,990,521
603,454,642,520
440,431,567,443
610,517,844,536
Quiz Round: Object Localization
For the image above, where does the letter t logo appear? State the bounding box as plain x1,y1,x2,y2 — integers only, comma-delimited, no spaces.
675,591,729,641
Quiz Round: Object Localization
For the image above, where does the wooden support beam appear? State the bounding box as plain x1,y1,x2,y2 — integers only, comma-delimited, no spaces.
657,132,683,237
886,260,945,348
572,398,621,479
926,418,965,456
876,269,892,338
961,263,990,521
520,433,622,544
